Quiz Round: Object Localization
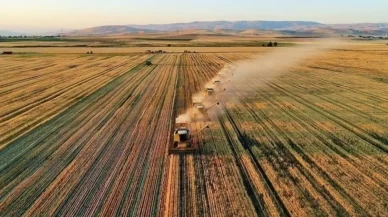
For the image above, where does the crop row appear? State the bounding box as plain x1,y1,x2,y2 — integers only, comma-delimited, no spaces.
165,49,387,216
0,54,150,149
212,50,388,216
0,54,178,216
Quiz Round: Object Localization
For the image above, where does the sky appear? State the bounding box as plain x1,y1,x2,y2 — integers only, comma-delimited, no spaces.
1,0,387,30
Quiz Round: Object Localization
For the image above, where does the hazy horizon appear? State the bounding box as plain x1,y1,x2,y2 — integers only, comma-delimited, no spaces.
1,0,388,32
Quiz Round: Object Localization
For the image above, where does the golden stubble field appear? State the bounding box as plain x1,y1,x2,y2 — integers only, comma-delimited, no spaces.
0,39,387,217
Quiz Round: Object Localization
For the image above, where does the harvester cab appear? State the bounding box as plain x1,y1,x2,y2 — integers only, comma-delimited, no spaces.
204,88,215,96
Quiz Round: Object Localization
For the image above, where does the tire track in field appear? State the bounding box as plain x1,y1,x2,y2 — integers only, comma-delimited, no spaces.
0,56,161,216
230,84,364,216
0,55,149,148
217,98,291,217
264,81,388,153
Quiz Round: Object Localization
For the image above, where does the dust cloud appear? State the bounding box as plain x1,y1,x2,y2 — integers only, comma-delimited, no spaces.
176,109,193,124
215,39,345,106
177,39,345,125
225,39,344,91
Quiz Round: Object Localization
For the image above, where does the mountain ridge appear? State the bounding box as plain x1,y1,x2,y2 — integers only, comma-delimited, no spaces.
127,20,323,31
68,25,159,36
67,21,388,36
3,20,387,36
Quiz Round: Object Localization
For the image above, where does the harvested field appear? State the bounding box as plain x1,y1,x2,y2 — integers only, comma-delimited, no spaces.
1,44,388,217
0,54,150,149
163,48,388,217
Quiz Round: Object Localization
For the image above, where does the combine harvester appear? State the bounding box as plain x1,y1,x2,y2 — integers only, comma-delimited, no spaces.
169,97,222,154
169,120,210,154
204,87,226,97
192,100,220,121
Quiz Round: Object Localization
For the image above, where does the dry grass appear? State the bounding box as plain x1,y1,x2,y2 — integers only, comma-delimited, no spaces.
1,40,387,216
0,54,149,149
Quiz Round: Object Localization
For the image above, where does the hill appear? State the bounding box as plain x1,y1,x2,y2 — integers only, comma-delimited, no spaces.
67,21,388,37
69,25,158,36
279,24,388,37
128,20,322,31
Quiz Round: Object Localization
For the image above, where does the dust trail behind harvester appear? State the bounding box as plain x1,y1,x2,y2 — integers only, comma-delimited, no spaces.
207,39,345,119
226,39,343,88
177,39,345,124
